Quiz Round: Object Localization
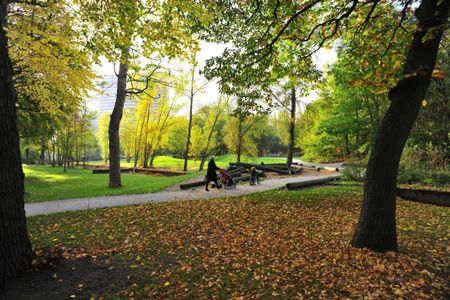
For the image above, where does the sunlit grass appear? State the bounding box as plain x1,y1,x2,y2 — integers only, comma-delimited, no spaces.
23,164,197,203
89,155,292,171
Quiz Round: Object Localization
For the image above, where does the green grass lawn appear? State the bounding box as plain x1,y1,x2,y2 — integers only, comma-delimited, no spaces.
22,185,449,299
23,155,291,203
90,154,291,171
23,165,197,203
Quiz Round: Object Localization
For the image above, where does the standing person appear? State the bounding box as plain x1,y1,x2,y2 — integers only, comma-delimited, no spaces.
205,156,220,191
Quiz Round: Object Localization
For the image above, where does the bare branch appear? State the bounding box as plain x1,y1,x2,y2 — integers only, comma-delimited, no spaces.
125,65,160,95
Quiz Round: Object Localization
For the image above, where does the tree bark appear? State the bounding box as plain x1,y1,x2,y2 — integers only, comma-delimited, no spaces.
0,0,33,286
57,147,62,166
287,87,296,165
51,140,56,167
108,48,129,188
237,115,243,163
38,136,46,165
183,64,195,171
24,146,30,164
63,126,70,173
352,0,450,252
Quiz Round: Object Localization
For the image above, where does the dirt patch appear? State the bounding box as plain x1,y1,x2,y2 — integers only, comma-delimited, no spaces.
0,257,138,300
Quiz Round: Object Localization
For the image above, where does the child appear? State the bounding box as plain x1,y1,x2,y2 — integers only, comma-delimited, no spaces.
250,167,259,185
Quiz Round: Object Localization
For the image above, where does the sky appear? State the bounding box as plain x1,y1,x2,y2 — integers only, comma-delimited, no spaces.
90,42,337,114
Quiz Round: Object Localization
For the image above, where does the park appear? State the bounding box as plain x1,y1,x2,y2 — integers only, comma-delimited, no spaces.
0,0,449,299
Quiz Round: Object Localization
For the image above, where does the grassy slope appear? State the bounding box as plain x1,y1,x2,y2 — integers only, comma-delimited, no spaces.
27,185,449,299
23,165,196,203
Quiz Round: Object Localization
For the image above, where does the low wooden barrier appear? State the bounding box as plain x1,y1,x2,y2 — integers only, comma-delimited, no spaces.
397,188,450,207
286,177,337,190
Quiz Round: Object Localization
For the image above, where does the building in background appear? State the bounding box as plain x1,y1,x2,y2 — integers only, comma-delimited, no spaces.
88,74,136,131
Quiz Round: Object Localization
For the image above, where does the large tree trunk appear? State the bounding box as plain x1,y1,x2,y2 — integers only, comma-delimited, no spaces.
0,0,33,286
287,87,296,165
352,0,450,252
108,49,129,188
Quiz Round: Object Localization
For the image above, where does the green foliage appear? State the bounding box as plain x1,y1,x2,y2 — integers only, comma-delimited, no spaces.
98,113,110,163
341,159,368,182
410,32,450,152
164,116,188,158
397,144,449,187
120,108,137,161
9,1,95,141
133,75,183,167
76,0,198,63
295,2,415,162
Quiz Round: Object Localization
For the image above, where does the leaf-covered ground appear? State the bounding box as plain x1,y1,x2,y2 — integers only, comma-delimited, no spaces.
10,185,449,299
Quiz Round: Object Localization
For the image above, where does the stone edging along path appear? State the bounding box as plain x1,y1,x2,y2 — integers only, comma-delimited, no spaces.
25,174,341,217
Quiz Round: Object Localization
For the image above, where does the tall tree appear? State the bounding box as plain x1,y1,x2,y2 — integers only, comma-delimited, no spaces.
351,0,450,251
198,98,223,171
199,0,450,251
0,0,33,286
183,50,200,171
77,0,196,187
10,0,94,166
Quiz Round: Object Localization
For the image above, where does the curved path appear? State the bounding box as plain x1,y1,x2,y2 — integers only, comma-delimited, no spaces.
25,174,340,217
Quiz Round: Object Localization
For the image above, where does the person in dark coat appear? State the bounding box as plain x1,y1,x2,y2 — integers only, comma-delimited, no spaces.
205,156,220,191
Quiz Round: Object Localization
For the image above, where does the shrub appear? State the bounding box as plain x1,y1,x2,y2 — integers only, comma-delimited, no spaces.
341,159,368,182
430,172,450,186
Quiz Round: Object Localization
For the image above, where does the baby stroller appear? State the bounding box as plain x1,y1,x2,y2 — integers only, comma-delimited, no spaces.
219,169,236,189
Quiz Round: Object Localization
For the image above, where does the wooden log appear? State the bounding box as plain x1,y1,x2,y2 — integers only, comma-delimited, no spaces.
92,168,134,174
180,180,206,190
92,169,109,174
290,167,303,175
228,171,242,178
259,162,290,169
290,164,303,169
226,165,244,172
286,177,336,190
231,162,291,175
255,169,266,177
322,166,340,172
302,166,321,172
396,188,450,207
228,166,245,174
233,175,250,182
258,166,291,175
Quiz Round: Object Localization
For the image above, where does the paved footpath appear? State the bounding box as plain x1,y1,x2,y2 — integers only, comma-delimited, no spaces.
25,174,340,217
